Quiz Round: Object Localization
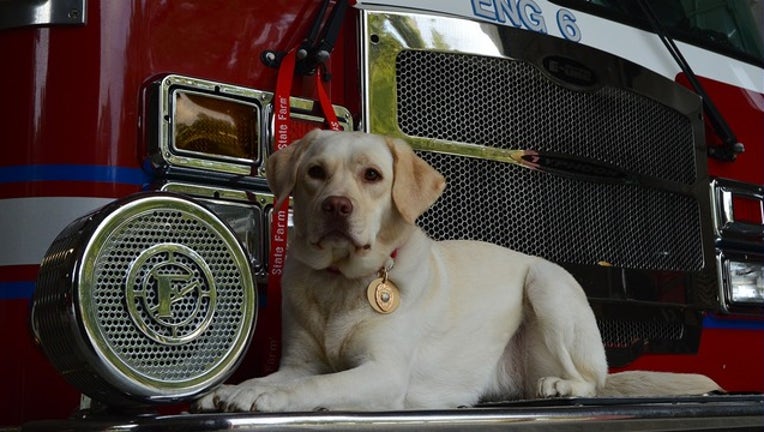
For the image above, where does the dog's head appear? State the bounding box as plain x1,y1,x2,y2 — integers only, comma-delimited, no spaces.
267,130,445,278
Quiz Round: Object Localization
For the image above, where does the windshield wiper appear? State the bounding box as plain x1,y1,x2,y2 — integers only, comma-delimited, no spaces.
636,0,745,161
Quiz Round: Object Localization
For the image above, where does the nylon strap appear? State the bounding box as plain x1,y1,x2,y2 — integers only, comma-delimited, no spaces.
264,50,341,373
315,67,341,131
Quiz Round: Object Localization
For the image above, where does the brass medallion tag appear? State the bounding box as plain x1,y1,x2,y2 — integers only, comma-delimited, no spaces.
366,277,400,314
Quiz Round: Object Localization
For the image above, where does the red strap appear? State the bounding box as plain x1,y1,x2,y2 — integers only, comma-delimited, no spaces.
315,67,342,131
268,49,298,288
273,49,298,152
263,51,340,374
262,49,297,374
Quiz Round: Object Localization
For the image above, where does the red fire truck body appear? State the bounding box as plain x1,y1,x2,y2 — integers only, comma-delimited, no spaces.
1,0,762,429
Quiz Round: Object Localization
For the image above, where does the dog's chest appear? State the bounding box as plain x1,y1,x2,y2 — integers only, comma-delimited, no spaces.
322,311,369,370
297,282,373,371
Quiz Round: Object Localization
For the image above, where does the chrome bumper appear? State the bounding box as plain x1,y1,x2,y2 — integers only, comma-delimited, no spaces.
21,395,764,432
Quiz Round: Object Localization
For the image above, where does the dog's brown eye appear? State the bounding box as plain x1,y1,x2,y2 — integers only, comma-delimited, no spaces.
364,168,382,182
307,165,326,180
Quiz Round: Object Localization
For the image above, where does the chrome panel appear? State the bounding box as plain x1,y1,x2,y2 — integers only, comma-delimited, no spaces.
711,178,764,240
160,182,271,276
160,182,293,281
161,182,275,207
0,0,86,30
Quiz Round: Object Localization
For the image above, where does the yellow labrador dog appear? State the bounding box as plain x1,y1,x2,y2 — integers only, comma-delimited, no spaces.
195,130,720,412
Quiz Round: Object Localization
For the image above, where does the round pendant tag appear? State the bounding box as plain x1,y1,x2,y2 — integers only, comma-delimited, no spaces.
366,278,400,314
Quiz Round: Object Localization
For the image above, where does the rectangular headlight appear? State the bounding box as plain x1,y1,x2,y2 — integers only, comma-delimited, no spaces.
727,259,764,304
153,74,353,178
173,90,259,161
155,75,267,176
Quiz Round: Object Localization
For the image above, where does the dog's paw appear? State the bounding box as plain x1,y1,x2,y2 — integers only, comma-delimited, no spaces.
192,384,240,412
251,389,291,412
537,377,596,398
192,393,216,412
537,377,572,397
192,384,278,412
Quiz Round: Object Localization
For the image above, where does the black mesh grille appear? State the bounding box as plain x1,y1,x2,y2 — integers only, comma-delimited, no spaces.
396,50,697,185
597,319,685,348
395,49,704,271
417,152,703,271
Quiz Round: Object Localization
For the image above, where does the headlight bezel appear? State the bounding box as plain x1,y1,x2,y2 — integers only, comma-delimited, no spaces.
151,74,353,178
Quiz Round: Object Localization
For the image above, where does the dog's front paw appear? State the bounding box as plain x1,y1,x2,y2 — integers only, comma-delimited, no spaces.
192,384,240,412
192,384,276,412
537,377,596,398
252,389,291,412
537,376,573,397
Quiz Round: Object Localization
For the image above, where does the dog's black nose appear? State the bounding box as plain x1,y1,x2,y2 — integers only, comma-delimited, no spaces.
322,196,353,217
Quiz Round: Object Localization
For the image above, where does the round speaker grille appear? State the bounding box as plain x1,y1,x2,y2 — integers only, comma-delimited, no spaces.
32,192,256,406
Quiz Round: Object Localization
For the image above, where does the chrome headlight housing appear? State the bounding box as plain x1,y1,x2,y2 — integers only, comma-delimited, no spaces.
150,74,353,178
712,178,764,313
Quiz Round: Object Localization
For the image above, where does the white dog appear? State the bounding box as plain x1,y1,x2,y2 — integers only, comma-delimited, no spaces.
195,130,720,412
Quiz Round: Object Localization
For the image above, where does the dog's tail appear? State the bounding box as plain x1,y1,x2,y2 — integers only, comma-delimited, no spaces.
598,371,723,397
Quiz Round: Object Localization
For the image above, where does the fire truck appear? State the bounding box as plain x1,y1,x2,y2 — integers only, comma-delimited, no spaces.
1,0,762,430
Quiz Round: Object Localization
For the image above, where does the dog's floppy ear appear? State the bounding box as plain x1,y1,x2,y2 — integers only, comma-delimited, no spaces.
386,137,446,224
266,129,320,207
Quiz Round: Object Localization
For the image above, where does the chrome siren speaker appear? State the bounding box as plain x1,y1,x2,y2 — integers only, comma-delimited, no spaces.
31,192,256,406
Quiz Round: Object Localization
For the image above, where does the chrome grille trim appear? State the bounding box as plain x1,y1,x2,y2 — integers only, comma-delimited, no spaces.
362,11,714,287
711,178,764,240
